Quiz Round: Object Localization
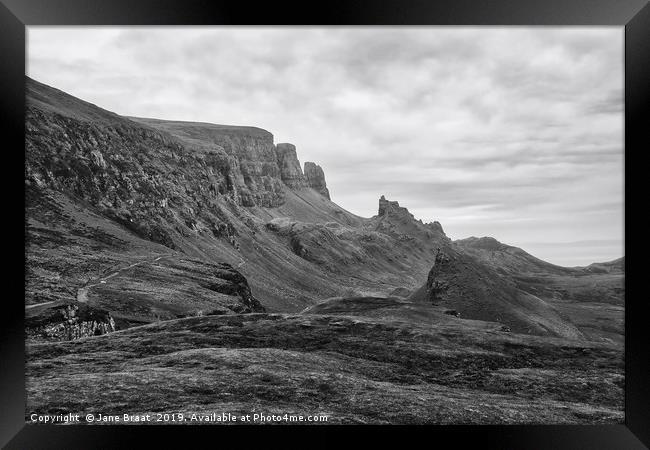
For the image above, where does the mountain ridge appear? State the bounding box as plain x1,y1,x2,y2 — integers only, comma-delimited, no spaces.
455,236,623,271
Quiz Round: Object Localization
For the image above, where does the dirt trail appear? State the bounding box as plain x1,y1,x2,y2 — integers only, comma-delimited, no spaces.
76,255,170,303
25,300,57,310
30,254,241,310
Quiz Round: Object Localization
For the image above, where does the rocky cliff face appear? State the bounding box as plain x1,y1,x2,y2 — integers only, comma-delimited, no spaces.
374,195,446,239
304,162,330,200
131,118,333,208
426,249,452,302
26,303,116,342
129,118,292,208
25,104,234,250
378,195,413,218
209,128,286,208
25,78,332,252
276,143,309,189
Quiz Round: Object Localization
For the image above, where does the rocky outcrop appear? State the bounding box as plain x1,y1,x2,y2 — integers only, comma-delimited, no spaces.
211,130,286,208
304,162,330,200
276,143,308,189
425,249,452,303
204,263,266,314
377,195,445,236
378,195,404,217
26,303,116,342
378,195,411,218
427,221,445,235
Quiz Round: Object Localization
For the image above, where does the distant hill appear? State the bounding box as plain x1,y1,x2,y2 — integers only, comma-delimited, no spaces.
453,236,624,343
455,236,580,276
584,257,625,274
455,236,623,275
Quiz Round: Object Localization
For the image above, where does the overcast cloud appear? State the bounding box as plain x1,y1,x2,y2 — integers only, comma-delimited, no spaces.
27,27,624,266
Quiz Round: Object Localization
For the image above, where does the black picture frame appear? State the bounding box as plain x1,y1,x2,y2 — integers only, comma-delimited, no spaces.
2,0,648,447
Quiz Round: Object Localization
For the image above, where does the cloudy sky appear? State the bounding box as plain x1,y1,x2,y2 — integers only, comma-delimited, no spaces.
27,27,623,266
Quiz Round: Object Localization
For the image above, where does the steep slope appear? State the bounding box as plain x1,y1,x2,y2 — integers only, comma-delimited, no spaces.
26,77,330,318
25,77,444,318
25,182,265,337
406,248,585,339
454,236,624,344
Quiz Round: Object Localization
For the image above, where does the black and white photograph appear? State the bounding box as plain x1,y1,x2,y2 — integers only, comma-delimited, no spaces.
23,26,625,425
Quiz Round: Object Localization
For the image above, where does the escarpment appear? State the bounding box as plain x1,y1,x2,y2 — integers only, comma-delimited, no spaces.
25,77,332,251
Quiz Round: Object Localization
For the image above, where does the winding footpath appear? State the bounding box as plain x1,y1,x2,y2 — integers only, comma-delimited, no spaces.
76,255,169,303
25,300,56,310
27,253,246,310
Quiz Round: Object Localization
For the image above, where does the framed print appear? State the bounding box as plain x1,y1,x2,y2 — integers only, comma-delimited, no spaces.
1,0,648,447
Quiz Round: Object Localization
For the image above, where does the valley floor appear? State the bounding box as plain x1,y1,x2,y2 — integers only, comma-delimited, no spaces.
26,311,623,425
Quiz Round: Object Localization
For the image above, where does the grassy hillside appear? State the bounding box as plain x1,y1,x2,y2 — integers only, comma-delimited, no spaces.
455,236,624,345
26,313,623,424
